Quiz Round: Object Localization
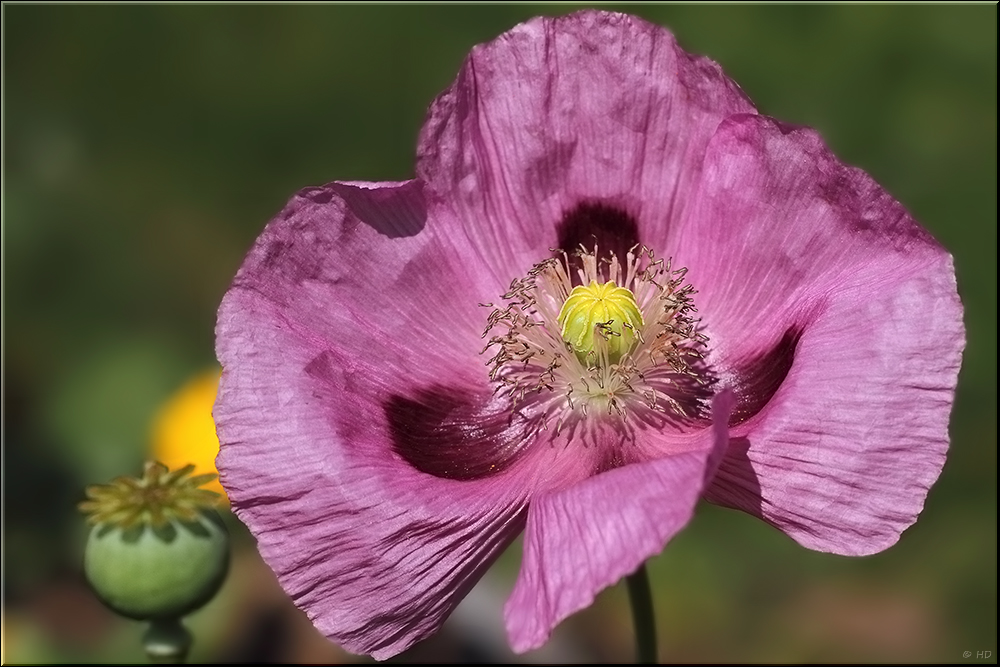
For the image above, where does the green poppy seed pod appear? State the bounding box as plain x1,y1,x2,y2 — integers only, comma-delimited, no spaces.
84,509,229,620
558,280,644,365
80,462,230,620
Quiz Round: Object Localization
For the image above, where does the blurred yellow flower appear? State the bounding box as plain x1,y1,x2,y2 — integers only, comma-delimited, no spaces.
151,368,226,499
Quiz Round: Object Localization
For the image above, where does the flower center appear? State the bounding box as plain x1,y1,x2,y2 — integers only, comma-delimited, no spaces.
558,281,643,365
481,245,707,424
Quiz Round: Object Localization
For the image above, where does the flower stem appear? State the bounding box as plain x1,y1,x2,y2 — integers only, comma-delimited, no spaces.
626,563,658,664
143,617,192,663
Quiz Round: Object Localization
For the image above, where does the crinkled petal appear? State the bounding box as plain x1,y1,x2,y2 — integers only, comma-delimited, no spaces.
225,179,496,371
504,391,734,653
416,10,755,278
677,115,965,554
216,317,524,659
215,181,594,659
675,114,955,367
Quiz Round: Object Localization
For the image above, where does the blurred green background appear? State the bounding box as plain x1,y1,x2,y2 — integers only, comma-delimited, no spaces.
4,4,996,663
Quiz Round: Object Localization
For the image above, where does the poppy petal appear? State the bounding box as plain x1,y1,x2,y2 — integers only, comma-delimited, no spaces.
504,390,733,652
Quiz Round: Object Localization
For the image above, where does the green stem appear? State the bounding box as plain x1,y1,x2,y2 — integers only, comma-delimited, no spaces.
143,617,191,664
626,563,658,664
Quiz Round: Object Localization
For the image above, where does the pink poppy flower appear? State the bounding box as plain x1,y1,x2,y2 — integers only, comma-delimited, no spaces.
213,10,964,660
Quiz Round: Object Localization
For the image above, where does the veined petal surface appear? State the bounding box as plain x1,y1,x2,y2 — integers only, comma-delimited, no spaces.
674,115,965,554
216,181,588,657
416,11,755,280
505,391,734,652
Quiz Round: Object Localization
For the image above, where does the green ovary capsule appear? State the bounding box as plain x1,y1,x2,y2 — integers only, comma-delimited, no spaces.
84,511,229,620
557,280,644,365
79,462,230,620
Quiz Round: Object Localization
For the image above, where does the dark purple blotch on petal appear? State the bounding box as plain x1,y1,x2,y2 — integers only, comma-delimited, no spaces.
386,387,533,480
556,202,641,270
728,327,802,426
